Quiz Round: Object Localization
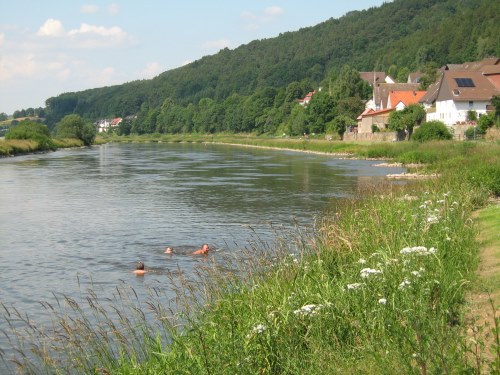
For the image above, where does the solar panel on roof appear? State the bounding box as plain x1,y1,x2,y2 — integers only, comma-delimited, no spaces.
454,78,475,87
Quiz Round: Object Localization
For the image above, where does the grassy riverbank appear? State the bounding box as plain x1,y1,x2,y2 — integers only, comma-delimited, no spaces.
2,139,499,374
0,137,87,156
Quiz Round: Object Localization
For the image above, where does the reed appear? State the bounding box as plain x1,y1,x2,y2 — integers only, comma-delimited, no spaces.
1,140,499,374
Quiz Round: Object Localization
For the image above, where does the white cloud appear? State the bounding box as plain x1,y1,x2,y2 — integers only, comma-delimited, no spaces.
202,39,231,50
0,33,4,46
108,3,120,16
0,53,39,81
141,62,163,79
67,23,132,48
264,6,284,17
97,67,116,86
241,6,284,30
68,23,125,38
37,19,65,37
81,5,99,14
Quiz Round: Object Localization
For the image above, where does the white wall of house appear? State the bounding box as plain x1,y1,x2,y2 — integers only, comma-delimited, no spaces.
426,99,491,125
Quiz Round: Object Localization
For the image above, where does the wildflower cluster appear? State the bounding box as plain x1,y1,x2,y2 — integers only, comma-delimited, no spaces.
400,246,437,256
293,303,331,318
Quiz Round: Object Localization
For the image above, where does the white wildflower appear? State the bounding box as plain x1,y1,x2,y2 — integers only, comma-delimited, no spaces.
400,246,438,256
358,258,367,264
411,271,421,277
347,283,363,290
294,304,321,317
378,298,387,305
247,323,266,338
252,324,266,334
399,278,411,290
436,200,445,204
360,268,383,278
427,215,439,223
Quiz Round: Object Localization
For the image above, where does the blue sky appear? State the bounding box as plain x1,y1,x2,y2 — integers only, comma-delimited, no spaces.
0,1,388,114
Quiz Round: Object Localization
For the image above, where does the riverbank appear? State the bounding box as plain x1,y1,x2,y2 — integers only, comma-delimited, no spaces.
3,139,499,374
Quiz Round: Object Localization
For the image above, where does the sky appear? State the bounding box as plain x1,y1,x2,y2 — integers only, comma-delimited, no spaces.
0,1,388,115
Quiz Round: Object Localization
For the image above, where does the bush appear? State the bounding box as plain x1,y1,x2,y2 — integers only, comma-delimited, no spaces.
464,126,485,140
5,121,55,150
412,121,452,142
477,113,495,132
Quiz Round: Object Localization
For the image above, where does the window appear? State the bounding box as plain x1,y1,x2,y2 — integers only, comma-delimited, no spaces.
469,101,473,109
454,78,475,87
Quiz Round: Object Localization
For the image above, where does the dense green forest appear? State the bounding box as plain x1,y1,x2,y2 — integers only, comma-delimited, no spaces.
37,0,499,135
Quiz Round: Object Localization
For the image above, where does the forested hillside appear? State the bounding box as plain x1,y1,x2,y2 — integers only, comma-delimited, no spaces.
43,0,499,135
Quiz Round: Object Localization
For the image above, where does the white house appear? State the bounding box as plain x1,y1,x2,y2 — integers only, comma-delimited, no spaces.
420,58,500,125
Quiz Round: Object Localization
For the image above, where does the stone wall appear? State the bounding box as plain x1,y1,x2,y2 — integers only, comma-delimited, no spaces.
343,131,399,142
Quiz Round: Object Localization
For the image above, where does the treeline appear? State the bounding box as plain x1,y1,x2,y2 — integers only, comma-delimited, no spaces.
33,0,499,133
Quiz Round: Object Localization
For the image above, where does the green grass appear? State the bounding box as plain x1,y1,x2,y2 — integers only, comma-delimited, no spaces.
1,139,499,374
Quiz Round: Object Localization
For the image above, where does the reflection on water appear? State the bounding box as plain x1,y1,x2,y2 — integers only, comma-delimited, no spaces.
0,142,405,367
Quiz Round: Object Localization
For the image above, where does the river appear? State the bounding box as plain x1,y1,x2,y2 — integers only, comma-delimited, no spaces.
0,142,404,371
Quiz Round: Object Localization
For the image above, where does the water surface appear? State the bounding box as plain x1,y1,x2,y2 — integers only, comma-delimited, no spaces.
0,142,405,367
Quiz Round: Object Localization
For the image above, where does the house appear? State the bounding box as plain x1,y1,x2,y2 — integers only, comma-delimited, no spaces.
297,90,316,106
420,58,500,125
387,90,427,111
356,108,393,134
365,83,421,111
95,119,111,133
95,117,122,133
359,72,386,87
356,89,426,134
407,72,423,84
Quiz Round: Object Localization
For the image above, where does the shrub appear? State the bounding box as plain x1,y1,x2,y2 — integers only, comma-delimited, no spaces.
412,121,452,142
464,126,485,140
477,113,495,132
5,120,55,150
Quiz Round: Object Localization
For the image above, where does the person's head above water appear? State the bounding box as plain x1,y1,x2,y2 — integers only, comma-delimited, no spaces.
164,247,173,254
133,261,146,274
192,244,210,255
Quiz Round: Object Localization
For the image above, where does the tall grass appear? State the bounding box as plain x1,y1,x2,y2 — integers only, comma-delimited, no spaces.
1,140,499,374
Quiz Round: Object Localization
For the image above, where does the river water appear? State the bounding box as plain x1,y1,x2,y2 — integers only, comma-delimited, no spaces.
0,142,404,370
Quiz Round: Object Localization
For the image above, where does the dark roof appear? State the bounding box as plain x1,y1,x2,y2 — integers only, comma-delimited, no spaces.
360,72,386,86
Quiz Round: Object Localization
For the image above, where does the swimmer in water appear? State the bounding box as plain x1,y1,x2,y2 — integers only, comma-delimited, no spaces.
133,261,147,275
192,244,210,255
164,247,173,254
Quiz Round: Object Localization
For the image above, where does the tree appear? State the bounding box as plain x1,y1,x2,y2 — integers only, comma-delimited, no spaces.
330,65,371,101
306,91,336,134
388,104,426,139
326,115,356,140
0,112,8,121
54,114,95,146
5,120,55,150
412,120,452,142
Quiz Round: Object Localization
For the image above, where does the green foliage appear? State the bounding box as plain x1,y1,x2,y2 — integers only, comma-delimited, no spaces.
477,113,495,132
465,126,485,140
412,120,452,142
5,120,55,150
467,110,478,122
54,114,96,146
492,96,500,122
306,91,336,134
388,104,426,137
32,0,499,133
326,115,356,139
329,65,371,101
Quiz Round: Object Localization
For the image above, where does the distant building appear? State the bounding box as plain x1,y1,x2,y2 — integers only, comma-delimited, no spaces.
297,90,317,106
420,57,500,125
